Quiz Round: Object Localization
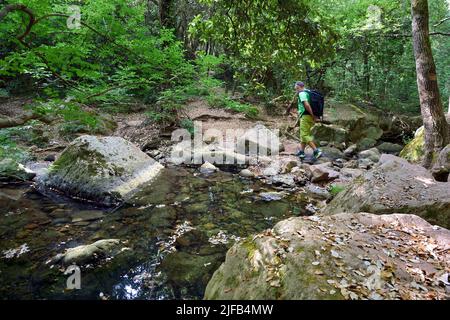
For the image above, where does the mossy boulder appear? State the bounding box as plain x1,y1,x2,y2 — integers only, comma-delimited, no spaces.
322,154,450,228
37,135,163,205
311,123,348,145
400,126,425,163
205,213,449,300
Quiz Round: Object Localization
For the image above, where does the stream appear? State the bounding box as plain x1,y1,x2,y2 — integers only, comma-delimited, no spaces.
0,166,314,300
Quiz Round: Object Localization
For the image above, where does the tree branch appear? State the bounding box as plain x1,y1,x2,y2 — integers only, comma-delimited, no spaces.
0,3,35,40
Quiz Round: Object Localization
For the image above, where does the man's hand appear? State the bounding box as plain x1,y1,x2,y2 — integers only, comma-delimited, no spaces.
313,116,320,123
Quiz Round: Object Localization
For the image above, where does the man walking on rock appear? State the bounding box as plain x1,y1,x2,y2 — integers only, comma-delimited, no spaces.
292,81,322,160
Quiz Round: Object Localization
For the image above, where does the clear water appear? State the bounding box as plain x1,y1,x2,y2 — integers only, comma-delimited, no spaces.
0,167,313,300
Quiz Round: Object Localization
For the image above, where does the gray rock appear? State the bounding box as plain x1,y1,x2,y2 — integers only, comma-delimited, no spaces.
307,163,340,183
358,147,381,163
259,192,285,202
322,154,450,228
344,144,358,157
376,142,404,155
305,184,331,200
321,147,345,161
340,168,364,180
358,158,374,170
50,239,124,265
357,137,377,151
311,123,348,144
199,161,219,174
239,169,255,178
432,144,450,182
37,135,164,205
262,161,282,176
271,174,296,187
205,213,450,300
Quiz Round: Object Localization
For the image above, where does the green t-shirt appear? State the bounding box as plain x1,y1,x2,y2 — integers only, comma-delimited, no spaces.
297,90,311,116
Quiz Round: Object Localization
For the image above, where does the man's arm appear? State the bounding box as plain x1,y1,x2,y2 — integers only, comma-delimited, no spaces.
285,93,297,115
303,101,318,121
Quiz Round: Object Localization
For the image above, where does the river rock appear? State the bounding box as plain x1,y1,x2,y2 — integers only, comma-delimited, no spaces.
239,169,255,178
320,147,345,161
322,154,450,228
358,148,381,163
306,163,340,183
343,144,358,157
199,161,219,174
37,135,164,205
376,142,403,155
431,144,450,182
204,213,450,300
259,192,285,202
358,158,374,170
49,239,124,265
270,174,296,187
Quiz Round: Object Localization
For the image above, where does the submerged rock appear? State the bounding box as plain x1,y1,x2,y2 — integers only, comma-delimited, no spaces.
205,213,450,300
37,135,164,205
322,154,450,228
49,239,124,266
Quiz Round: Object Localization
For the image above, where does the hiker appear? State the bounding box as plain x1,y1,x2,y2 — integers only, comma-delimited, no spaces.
292,81,322,160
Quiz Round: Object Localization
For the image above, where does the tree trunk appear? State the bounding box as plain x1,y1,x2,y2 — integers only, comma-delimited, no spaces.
411,0,449,168
159,0,174,28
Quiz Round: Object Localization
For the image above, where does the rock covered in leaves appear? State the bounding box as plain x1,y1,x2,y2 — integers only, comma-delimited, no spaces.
204,213,449,300
322,154,450,228
37,135,164,205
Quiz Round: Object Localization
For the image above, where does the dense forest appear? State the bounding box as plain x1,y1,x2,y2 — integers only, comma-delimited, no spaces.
0,0,449,302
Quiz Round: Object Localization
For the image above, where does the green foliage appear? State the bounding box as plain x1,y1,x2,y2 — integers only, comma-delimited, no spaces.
0,130,31,162
0,0,193,107
190,0,338,94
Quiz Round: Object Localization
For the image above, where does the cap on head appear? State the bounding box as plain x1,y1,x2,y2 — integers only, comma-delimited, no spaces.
295,81,305,88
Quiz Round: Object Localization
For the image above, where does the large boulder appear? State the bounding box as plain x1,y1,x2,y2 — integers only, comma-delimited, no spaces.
432,144,450,182
37,135,164,205
205,213,450,300
311,124,348,145
322,154,450,228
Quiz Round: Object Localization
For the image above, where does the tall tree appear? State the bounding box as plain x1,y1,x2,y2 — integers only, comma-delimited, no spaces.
411,0,449,168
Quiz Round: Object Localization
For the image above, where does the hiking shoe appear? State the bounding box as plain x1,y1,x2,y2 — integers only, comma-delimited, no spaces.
313,148,323,159
296,150,306,160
